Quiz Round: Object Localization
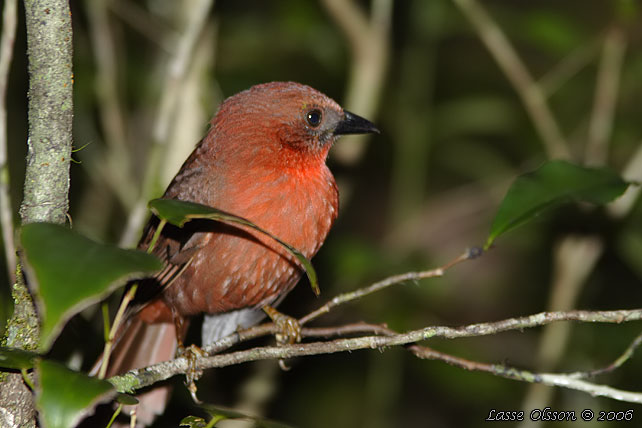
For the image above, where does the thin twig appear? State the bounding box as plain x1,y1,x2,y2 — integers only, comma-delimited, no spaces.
98,284,138,379
577,330,642,378
409,343,642,404
301,322,392,339
585,26,626,166
410,329,642,380
452,0,571,160
299,248,476,325
202,247,490,356
146,219,166,254
538,35,602,98
20,368,35,391
0,0,18,283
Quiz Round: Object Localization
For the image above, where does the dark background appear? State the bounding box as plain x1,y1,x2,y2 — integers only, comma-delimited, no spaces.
2,1,642,427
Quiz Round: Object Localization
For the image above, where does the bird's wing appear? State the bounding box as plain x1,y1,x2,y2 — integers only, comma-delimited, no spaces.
126,139,220,315
125,216,212,317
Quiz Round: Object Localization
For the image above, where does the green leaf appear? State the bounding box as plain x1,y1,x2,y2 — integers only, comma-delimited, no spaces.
20,223,163,351
0,347,40,370
36,359,115,428
486,161,629,249
149,198,319,295
186,404,294,428
180,415,213,428
115,393,139,406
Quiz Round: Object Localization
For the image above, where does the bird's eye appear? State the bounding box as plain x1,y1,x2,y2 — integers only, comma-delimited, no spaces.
306,109,322,127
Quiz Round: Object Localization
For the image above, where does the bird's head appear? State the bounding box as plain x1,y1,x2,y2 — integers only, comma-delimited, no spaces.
211,82,378,168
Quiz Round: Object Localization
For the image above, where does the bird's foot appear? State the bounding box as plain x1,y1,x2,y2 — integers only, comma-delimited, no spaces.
177,344,206,403
263,306,301,345
263,306,301,371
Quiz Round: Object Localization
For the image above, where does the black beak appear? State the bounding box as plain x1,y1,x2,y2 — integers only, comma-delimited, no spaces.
334,111,379,136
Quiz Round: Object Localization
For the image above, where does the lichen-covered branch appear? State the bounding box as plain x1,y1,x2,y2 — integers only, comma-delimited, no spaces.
1,1,74,426
109,308,642,404
19,0,73,225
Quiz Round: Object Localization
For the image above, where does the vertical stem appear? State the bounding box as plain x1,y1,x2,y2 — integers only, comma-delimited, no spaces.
585,26,626,166
20,0,74,225
1,1,73,426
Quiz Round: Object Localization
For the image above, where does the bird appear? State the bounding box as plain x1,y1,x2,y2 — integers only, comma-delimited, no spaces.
101,81,378,424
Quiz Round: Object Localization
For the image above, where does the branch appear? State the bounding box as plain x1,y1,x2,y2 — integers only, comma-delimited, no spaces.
452,0,571,160
108,246,642,404
19,0,73,225
2,1,74,425
109,308,642,396
0,265,39,428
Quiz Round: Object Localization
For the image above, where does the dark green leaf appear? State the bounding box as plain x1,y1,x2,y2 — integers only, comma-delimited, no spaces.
199,404,294,428
115,393,138,406
0,347,40,370
36,359,115,428
149,198,319,295
20,223,163,351
486,161,629,249
180,415,211,428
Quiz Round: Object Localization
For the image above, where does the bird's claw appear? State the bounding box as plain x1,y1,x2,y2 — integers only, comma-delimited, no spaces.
263,306,301,345
177,344,206,403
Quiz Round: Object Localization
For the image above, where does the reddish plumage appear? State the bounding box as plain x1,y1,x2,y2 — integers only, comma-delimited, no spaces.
104,82,378,423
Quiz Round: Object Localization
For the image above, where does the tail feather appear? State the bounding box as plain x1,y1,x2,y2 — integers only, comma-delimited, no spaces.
95,317,180,427
106,318,178,378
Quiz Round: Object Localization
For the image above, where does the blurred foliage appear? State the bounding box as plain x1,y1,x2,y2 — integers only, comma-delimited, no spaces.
2,0,642,427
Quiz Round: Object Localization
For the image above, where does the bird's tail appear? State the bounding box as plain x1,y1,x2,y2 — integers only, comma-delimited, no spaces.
93,316,180,426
